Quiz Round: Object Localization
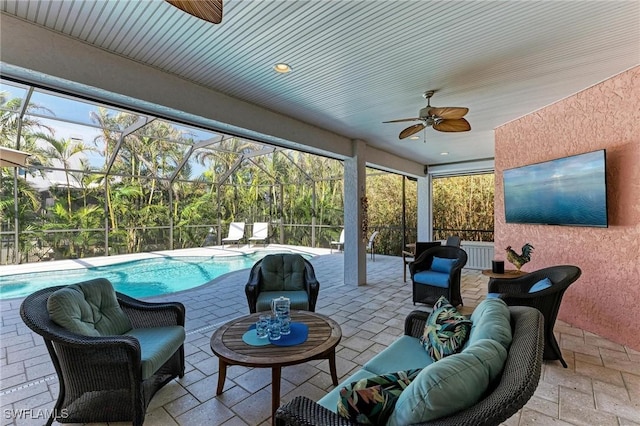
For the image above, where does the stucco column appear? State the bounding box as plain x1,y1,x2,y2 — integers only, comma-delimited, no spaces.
344,140,367,286
417,174,433,241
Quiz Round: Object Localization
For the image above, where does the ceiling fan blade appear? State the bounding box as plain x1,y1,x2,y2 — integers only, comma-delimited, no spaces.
428,107,469,119
399,123,426,139
166,0,223,24
383,118,421,123
433,118,471,132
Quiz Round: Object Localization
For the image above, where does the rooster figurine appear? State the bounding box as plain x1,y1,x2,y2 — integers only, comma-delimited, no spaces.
505,243,534,271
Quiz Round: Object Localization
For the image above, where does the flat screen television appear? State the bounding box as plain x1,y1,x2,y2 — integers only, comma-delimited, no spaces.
503,149,608,227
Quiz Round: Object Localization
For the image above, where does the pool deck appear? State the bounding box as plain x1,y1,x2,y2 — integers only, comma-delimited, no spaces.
1,246,638,425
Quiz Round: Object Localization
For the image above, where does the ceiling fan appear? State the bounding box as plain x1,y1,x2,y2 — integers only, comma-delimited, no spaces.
166,0,223,24
383,91,471,139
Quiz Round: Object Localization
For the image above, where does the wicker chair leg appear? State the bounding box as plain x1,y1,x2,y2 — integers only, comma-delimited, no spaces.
546,332,568,368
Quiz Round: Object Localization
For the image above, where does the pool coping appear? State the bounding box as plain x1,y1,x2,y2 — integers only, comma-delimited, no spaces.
0,244,331,277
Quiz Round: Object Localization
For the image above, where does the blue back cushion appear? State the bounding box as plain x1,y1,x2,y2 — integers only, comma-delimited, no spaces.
466,298,512,350
529,278,552,293
388,339,508,425
431,256,457,273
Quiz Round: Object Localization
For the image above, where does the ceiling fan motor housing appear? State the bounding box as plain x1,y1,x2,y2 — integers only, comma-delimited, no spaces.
418,107,442,125
419,106,431,118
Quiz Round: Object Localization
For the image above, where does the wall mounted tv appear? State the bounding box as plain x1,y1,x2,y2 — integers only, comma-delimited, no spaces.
503,149,608,227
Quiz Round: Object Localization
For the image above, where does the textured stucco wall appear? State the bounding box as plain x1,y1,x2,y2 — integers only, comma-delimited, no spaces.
494,66,640,350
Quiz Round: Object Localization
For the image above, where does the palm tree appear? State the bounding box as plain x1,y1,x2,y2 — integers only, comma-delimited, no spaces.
36,134,95,215
0,174,42,263
0,91,54,149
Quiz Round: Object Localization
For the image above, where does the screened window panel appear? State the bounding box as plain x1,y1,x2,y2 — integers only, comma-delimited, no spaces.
27,90,140,131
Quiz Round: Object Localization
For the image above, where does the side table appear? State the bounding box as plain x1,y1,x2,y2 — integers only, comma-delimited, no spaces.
481,269,528,279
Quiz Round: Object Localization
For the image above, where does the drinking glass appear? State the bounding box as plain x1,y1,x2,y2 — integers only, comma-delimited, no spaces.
256,314,269,338
276,311,291,335
274,300,291,335
268,316,281,340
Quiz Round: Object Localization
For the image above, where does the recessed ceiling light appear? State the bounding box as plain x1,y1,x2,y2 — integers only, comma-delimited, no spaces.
440,152,449,156
409,136,420,140
273,63,292,73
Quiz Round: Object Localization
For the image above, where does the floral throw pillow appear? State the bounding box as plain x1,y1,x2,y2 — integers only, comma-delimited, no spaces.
420,296,472,361
337,369,422,425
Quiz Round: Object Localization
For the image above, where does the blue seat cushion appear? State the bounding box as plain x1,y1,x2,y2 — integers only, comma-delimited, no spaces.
125,325,185,380
256,290,309,312
413,270,450,288
529,277,552,293
363,335,434,375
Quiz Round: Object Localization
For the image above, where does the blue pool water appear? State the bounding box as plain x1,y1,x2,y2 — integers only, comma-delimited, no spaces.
0,252,307,299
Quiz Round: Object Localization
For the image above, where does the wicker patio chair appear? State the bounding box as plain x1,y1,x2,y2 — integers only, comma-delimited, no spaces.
275,306,544,425
245,253,320,313
402,241,442,282
410,245,468,307
488,265,582,367
19,279,185,426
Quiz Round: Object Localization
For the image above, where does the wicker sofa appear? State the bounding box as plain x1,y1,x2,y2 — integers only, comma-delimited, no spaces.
276,301,544,426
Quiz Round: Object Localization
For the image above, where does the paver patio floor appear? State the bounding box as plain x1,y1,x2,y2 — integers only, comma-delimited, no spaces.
1,248,638,425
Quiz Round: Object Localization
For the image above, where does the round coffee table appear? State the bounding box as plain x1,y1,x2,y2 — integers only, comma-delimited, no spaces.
210,311,342,423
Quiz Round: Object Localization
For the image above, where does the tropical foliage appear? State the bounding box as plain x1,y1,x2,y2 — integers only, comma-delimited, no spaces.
1,82,492,264
432,174,494,242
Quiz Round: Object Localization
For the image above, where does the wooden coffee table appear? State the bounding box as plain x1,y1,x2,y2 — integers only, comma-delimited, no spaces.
210,311,342,423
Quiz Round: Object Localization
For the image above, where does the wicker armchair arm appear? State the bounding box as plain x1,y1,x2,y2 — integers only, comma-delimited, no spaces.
304,268,320,291
48,326,141,353
304,276,320,294
304,261,320,312
409,253,432,276
46,329,143,377
276,396,355,426
117,292,185,328
245,260,263,313
404,309,431,337
488,276,535,294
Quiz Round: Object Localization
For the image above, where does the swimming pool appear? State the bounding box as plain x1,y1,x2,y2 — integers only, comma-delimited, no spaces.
0,252,309,299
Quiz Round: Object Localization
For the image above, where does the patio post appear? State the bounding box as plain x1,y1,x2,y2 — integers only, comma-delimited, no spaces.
344,139,367,286
417,174,433,241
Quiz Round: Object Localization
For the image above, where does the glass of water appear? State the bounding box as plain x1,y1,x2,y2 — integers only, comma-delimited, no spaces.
268,315,282,340
277,311,291,335
274,300,291,335
256,314,269,339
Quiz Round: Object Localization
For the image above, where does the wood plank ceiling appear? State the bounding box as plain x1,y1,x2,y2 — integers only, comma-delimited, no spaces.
1,0,638,166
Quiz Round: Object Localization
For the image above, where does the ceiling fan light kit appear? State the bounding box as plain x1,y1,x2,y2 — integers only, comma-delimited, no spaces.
383,90,471,139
